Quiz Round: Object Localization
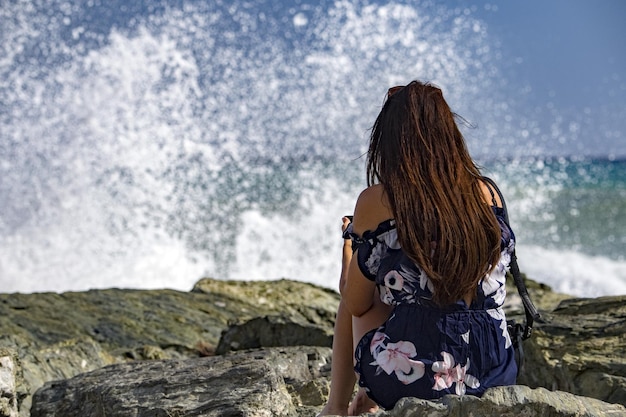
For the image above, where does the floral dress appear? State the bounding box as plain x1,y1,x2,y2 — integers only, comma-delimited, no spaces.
345,206,517,410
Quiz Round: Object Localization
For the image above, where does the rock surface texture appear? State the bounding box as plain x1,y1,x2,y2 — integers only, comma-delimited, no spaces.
28,348,626,417
1,277,626,416
518,295,626,405
30,347,330,417
0,349,20,417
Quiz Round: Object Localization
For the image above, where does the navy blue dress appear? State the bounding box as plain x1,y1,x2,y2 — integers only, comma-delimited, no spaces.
345,207,517,410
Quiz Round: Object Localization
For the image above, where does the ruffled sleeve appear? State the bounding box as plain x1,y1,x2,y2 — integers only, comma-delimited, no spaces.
342,220,398,281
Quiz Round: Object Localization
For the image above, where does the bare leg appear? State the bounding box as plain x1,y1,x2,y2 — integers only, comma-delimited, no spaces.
319,290,392,416
348,291,392,416
318,300,355,416
320,217,392,416
319,218,360,416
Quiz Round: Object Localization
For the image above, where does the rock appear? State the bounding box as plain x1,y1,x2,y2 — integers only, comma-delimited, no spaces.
0,348,20,417
30,346,332,417
3,277,626,416
29,347,625,417
12,337,114,416
215,314,333,354
517,295,626,405
373,385,626,417
0,278,339,416
1,279,338,357
191,278,340,329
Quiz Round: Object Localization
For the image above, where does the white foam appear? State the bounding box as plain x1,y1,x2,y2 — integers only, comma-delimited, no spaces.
515,245,626,297
232,176,359,290
1,1,623,297
0,220,207,294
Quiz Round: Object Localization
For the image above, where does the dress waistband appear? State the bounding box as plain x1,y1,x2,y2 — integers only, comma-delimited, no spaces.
396,298,493,314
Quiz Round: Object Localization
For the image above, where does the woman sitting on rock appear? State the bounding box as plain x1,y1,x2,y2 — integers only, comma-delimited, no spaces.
319,81,517,415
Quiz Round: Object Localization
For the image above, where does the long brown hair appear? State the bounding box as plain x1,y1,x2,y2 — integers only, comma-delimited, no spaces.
367,80,501,306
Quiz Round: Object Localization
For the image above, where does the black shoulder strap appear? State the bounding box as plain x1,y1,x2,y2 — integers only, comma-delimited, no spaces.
482,176,541,340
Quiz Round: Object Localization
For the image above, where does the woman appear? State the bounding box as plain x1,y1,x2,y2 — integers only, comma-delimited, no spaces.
319,81,517,415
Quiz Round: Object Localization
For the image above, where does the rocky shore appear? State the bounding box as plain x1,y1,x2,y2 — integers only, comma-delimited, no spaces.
1,277,625,416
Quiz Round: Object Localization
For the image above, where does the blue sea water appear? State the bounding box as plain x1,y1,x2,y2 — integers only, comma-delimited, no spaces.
483,158,626,296
1,0,624,296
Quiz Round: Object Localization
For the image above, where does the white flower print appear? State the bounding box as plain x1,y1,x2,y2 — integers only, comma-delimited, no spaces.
432,352,480,395
369,331,388,357
399,265,422,288
452,359,480,395
500,249,512,270
506,239,515,255
365,241,387,275
480,275,501,298
371,340,425,385
481,274,506,306
419,271,434,294
482,248,512,307
384,270,404,291
432,351,456,391
488,308,512,349
381,226,401,249
378,285,396,305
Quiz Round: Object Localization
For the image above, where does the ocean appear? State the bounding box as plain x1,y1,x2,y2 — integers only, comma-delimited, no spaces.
1,0,625,297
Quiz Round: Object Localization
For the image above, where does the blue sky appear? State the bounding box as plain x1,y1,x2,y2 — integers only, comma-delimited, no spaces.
3,0,624,157
476,0,626,110
428,0,626,157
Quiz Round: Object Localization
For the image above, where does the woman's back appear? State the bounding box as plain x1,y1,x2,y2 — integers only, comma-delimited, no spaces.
348,181,505,305
345,180,518,409
366,82,503,307
319,81,518,416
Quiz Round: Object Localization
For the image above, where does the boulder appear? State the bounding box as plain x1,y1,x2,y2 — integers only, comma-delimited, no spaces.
29,347,626,417
215,314,333,354
378,385,626,417
3,277,626,416
190,278,340,329
30,346,332,417
517,295,626,405
0,279,339,416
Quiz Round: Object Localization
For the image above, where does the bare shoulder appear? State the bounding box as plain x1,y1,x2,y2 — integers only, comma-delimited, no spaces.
479,178,503,207
352,184,393,234
355,183,385,204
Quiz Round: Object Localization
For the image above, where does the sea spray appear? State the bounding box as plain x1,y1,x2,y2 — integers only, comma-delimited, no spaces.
1,0,624,296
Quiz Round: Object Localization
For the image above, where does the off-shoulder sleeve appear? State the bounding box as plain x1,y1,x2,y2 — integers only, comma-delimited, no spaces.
342,220,397,281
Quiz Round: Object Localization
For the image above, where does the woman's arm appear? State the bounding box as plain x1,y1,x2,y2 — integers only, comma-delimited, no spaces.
339,216,353,291
340,185,389,317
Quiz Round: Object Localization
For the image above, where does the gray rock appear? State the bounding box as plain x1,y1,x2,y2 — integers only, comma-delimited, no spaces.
30,346,332,417
3,278,626,416
15,337,113,416
0,349,20,417
216,314,333,354
374,385,626,417
30,347,625,417
191,278,340,330
0,278,339,416
517,295,626,405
